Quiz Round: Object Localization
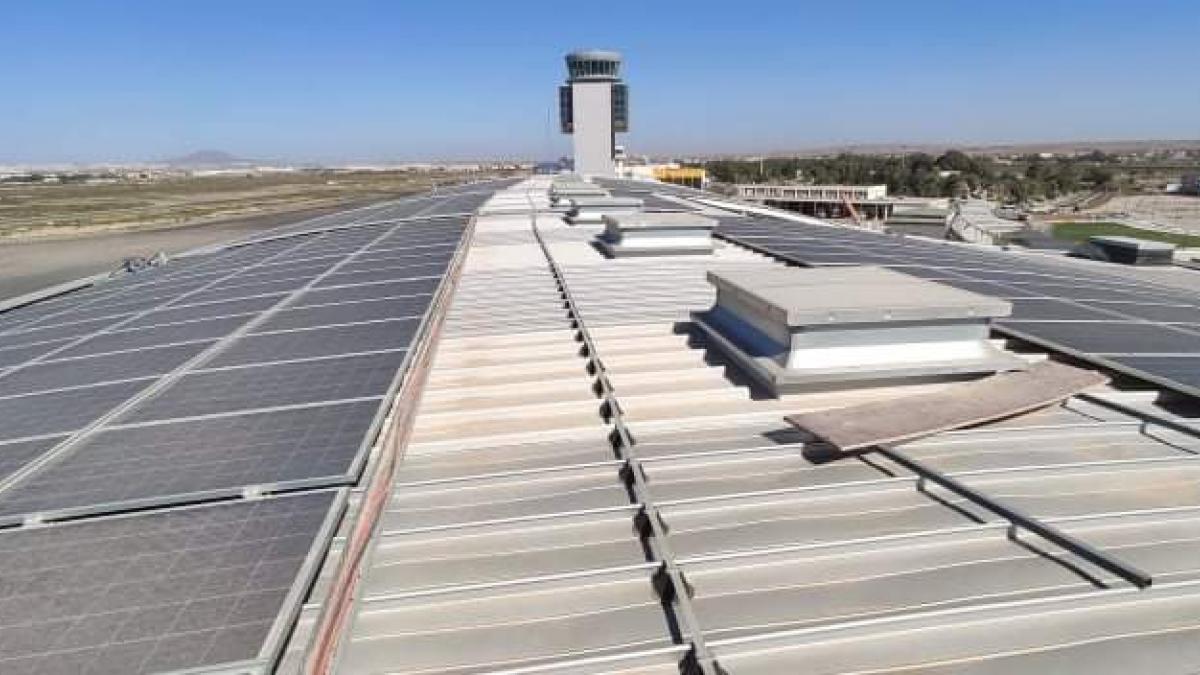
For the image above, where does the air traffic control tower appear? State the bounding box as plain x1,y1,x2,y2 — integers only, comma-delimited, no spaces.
559,50,628,176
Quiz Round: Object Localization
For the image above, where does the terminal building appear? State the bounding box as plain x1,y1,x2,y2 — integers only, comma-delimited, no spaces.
736,183,894,220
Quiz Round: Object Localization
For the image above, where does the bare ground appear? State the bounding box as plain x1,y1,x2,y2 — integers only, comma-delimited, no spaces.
0,204,349,302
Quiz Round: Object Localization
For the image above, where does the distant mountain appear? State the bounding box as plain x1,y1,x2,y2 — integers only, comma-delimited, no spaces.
165,150,256,168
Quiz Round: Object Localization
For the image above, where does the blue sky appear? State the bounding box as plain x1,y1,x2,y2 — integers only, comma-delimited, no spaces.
2,0,1197,164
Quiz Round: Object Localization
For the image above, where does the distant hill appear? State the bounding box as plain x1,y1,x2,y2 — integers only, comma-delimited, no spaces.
165,150,256,168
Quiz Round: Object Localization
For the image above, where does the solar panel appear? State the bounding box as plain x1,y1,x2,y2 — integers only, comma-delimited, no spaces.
998,320,1200,355
353,248,456,266
294,279,439,306
0,343,211,399
253,296,431,333
0,339,73,369
207,319,419,368
51,314,252,361
0,316,130,351
0,400,378,521
1109,356,1200,393
0,490,342,675
314,265,447,289
134,293,287,328
336,253,455,275
1087,300,1200,324
182,278,315,306
1008,299,1123,322
0,380,149,443
0,436,67,484
120,350,409,424
47,298,174,327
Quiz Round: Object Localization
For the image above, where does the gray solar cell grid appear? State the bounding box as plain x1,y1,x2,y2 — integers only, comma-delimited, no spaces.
1008,299,1122,322
254,296,431,333
0,436,68,485
337,252,455,275
120,349,409,424
53,297,185,328
329,258,453,279
0,380,149,443
370,229,464,247
374,224,466,243
935,278,1048,298
292,278,439,307
0,343,211,399
883,265,967,281
52,314,252,361
315,265,447,289
16,310,141,340
182,277,315,306
0,340,74,370
253,251,346,270
0,316,128,351
1111,356,1200,393
1002,280,1182,305
134,293,288,329
209,318,420,368
998,320,1200,355
220,262,333,287
0,299,70,329
352,247,458,266
0,490,343,675
74,283,215,313
1087,301,1200,324
0,401,377,522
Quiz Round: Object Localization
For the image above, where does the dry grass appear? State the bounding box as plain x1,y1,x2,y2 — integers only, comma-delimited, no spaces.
1085,194,1200,232
0,170,501,239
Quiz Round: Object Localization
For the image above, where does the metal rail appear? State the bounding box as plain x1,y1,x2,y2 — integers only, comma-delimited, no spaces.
1076,391,1200,449
527,190,719,675
304,198,481,674
878,445,1154,589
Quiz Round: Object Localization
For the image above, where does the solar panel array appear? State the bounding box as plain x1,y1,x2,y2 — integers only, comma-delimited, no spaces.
718,216,1200,398
592,177,701,211
0,185,495,673
0,490,342,675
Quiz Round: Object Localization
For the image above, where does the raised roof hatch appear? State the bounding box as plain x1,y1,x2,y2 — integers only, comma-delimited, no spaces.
564,195,643,224
597,212,717,257
695,266,1026,395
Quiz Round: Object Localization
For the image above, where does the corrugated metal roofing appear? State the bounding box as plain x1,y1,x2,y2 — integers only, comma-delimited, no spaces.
328,178,1200,674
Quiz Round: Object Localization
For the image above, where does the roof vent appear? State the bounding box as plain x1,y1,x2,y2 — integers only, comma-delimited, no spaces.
694,266,1025,396
597,212,717,257
565,196,643,224
1071,235,1176,266
549,180,607,206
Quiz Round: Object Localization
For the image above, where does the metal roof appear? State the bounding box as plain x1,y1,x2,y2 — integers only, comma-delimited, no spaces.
322,177,1200,674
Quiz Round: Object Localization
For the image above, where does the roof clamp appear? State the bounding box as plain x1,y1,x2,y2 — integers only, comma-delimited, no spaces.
618,461,646,489
679,651,727,675
242,484,268,500
651,563,694,602
633,507,670,540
